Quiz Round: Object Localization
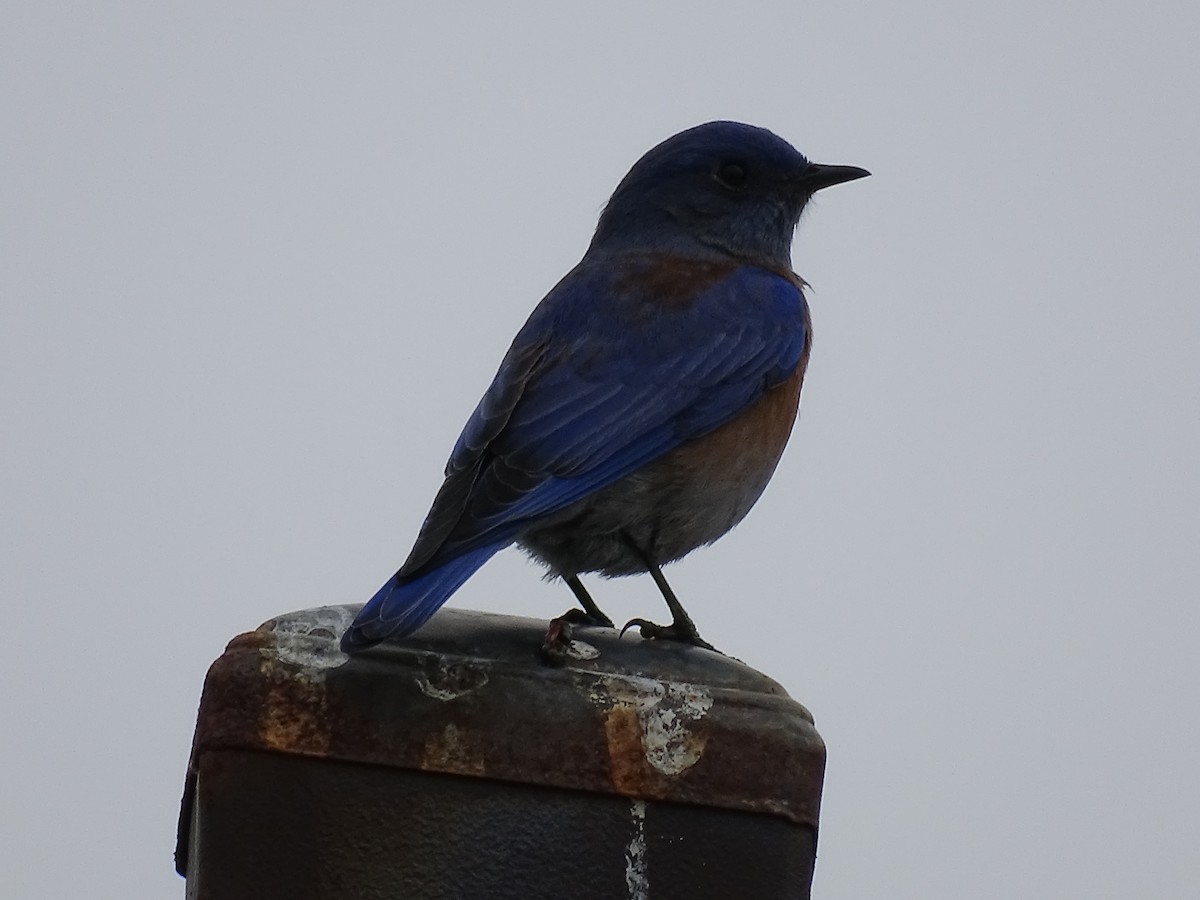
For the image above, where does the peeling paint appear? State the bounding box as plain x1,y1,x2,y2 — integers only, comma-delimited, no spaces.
416,663,489,701
563,638,600,660
591,675,714,780
416,677,468,701
260,605,352,679
624,799,649,900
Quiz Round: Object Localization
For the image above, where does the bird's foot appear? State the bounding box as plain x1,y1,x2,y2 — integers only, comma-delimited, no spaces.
554,607,615,629
620,617,717,652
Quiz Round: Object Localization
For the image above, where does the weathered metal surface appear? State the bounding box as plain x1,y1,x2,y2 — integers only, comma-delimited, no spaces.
182,750,818,900
177,605,825,896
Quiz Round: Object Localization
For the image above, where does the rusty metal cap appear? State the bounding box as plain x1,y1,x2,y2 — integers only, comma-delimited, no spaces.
180,605,824,850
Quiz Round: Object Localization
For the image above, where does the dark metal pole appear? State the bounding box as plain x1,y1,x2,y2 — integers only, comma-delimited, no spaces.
177,606,825,899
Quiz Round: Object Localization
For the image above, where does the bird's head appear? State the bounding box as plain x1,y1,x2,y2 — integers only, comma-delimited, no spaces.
590,121,868,268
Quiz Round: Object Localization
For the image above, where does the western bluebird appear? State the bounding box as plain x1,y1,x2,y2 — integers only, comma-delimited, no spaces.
342,121,867,653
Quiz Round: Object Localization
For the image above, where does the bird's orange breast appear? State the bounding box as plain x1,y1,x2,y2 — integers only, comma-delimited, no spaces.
669,357,807,492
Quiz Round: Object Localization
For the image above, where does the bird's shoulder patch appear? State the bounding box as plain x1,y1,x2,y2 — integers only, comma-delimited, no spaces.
612,253,742,309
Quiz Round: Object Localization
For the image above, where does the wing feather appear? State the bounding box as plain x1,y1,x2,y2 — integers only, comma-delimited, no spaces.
401,258,808,575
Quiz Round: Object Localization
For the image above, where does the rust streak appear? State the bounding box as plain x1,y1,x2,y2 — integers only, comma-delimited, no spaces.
602,704,654,796
257,671,331,756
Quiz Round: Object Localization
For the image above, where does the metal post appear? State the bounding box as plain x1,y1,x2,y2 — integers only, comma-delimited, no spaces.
177,606,825,899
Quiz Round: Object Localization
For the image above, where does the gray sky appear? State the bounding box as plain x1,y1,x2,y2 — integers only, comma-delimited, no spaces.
3,3,1198,897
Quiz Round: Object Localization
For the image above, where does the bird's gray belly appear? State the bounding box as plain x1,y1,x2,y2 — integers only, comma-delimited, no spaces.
516,446,782,576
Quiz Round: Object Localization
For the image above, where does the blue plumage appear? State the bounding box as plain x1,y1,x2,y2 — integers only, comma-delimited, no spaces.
341,542,506,650
342,121,867,652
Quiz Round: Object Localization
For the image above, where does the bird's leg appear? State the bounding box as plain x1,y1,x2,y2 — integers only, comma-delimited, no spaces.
555,574,615,628
619,532,716,651
542,574,614,665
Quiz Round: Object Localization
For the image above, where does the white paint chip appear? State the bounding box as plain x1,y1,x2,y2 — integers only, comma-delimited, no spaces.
625,799,649,900
591,675,714,775
261,605,354,678
415,666,489,701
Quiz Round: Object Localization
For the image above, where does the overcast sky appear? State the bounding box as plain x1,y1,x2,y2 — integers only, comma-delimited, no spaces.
3,3,1198,898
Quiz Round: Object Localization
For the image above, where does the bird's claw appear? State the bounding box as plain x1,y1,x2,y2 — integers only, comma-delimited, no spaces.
555,607,615,629
620,617,716,652
539,615,576,665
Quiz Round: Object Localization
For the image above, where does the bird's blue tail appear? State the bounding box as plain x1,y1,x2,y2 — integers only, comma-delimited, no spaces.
340,543,504,652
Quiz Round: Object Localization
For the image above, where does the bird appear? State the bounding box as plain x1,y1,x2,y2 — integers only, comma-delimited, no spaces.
341,121,867,654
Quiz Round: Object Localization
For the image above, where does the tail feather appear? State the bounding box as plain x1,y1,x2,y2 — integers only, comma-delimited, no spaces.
340,543,504,652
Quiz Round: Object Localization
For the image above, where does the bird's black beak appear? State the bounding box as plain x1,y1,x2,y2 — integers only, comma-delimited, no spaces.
795,162,871,192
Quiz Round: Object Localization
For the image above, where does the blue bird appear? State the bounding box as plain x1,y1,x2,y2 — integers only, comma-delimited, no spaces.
342,121,867,653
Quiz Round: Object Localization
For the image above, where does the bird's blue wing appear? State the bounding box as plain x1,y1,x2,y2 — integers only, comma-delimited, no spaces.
343,257,808,649
402,257,810,573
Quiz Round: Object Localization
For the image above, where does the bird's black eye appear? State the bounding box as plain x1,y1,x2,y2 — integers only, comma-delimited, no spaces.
714,162,747,190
